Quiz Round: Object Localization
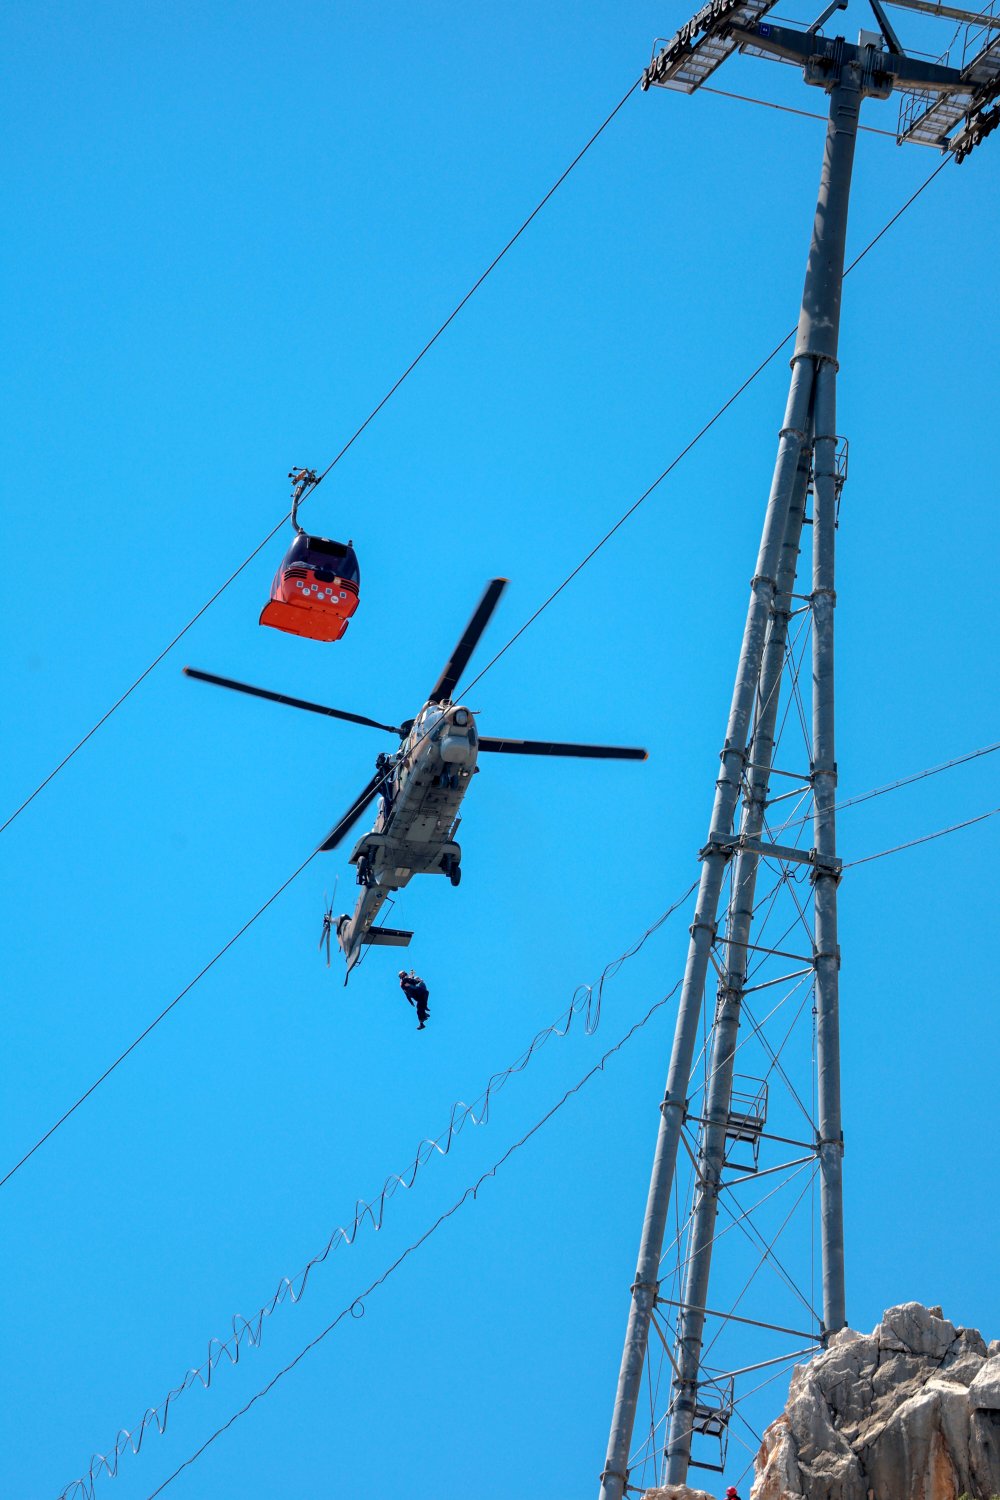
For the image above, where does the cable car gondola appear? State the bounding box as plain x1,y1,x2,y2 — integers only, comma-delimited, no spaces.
259,470,361,643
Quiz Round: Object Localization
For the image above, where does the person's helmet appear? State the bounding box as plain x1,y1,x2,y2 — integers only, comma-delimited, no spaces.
726,1488,740,1497
398,970,407,978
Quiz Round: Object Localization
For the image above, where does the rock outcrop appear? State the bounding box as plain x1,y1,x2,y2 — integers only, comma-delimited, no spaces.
642,1488,719,1500
752,1303,1000,1500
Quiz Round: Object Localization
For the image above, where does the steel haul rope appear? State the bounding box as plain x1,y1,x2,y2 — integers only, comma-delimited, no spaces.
1,157,963,1194
1,78,642,838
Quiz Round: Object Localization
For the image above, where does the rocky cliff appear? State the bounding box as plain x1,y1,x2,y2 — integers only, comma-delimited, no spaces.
644,1303,1000,1500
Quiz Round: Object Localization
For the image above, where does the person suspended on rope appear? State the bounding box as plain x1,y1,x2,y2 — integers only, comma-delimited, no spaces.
399,970,430,1029
725,1487,742,1500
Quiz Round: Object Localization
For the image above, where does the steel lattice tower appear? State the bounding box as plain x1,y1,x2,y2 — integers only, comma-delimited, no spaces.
599,4,1000,1495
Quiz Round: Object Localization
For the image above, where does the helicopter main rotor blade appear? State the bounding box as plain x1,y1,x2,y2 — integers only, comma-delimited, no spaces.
183,668,403,735
317,767,386,853
428,578,508,704
478,736,648,761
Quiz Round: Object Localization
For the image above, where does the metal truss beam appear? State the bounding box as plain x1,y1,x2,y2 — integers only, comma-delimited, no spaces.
655,1298,820,1343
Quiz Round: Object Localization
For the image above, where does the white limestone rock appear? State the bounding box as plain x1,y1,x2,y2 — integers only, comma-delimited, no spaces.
642,1486,719,1500
753,1413,806,1500
969,1357,1000,1413
745,1304,999,1500
878,1302,957,1361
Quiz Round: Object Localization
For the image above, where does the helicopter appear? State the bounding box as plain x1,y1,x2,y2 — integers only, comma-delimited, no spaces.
184,578,648,980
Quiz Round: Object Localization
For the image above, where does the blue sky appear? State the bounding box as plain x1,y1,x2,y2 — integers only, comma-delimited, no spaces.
2,3,998,1498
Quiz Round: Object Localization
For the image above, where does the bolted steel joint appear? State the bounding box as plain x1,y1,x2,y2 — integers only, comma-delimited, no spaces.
810,762,839,782
699,839,736,862
797,351,845,372
661,1093,689,1121
715,985,743,1023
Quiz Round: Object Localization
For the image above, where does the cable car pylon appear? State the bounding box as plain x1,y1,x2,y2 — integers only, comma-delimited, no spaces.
599,6,1000,1497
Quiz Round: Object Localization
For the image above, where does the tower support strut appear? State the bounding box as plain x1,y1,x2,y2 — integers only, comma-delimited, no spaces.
599,62,861,1500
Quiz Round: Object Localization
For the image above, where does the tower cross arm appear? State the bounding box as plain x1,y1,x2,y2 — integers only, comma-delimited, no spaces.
730,21,964,92
644,0,783,92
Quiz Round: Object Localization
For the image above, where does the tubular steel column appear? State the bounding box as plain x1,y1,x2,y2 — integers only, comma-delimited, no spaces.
599,67,860,1500
598,360,811,1500
796,67,860,1345
811,358,846,1337
663,441,812,1480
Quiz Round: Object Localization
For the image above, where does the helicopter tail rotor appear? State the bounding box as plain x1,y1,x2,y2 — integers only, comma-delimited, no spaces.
319,881,339,966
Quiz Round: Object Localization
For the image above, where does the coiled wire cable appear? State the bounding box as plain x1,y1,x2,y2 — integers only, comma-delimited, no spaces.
147,980,687,1500
56,882,696,1500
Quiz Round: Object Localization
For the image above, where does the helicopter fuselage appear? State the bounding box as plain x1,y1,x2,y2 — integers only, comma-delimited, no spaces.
184,575,648,986
336,701,477,975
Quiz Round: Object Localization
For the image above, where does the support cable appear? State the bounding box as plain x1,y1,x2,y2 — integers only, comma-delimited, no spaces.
3,720,434,1188
62,982,685,1500
53,890,697,1500
741,989,817,1133
460,151,951,723
663,1150,814,1287
0,848,320,1191
3,161,965,1182
4,152,949,838
701,1164,820,1362
0,78,642,839
844,803,1000,866
771,736,1000,841
0,859,693,1194
685,968,813,1129
702,84,901,136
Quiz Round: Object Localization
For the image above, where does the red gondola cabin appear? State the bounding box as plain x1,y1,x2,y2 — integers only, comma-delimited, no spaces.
260,532,360,643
